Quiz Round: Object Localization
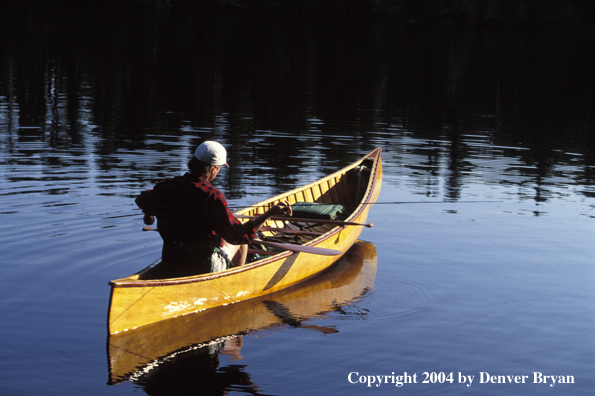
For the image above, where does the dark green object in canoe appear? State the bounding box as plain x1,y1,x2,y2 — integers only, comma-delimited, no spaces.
290,202,346,220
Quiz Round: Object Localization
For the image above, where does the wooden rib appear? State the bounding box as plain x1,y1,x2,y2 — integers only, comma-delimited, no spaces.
324,181,332,203
329,177,339,204
312,184,322,202
335,175,343,200
304,188,314,202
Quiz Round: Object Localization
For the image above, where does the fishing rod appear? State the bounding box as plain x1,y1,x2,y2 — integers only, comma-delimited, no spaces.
229,200,505,210
356,200,506,205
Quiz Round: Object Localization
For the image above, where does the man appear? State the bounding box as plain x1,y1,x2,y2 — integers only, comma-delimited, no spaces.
136,141,291,278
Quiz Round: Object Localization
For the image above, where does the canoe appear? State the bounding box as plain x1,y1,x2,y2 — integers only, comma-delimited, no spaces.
107,241,377,384
107,147,382,334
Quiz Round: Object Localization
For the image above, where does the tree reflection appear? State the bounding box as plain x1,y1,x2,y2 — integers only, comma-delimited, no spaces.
0,4,593,202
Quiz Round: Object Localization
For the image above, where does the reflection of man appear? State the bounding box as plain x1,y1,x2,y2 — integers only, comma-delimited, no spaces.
136,141,291,278
220,337,244,362
135,337,258,395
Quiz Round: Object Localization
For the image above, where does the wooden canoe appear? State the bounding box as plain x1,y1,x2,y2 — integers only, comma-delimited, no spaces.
107,147,382,334
107,241,377,384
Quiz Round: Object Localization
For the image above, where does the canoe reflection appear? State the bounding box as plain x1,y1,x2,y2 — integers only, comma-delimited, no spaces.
107,241,377,391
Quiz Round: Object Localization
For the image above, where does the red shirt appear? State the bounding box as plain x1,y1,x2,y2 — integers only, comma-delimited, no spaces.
135,173,256,246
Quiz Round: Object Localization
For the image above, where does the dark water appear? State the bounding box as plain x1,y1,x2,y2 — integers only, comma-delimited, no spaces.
1,4,594,395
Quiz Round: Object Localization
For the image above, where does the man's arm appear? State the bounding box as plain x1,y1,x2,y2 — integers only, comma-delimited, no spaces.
250,201,292,231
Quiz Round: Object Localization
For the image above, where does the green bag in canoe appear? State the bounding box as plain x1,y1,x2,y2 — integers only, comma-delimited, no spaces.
290,202,346,220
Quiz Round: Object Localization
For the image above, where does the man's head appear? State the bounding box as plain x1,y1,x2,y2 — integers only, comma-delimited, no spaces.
188,141,228,181
193,141,228,167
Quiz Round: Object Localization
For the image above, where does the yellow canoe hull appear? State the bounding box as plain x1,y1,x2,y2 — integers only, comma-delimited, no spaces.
108,148,382,334
107,241,378,384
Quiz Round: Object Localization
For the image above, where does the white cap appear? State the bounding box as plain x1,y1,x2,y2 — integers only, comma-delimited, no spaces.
193,141,228,167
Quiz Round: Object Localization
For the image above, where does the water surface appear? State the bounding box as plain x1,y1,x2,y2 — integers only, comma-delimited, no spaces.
0,4,594,395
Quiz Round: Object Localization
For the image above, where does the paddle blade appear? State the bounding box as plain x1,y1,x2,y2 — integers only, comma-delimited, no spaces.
254,240,342,256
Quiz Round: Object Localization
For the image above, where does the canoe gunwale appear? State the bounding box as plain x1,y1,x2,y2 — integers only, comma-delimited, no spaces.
109,249,296,287
108,148,381,289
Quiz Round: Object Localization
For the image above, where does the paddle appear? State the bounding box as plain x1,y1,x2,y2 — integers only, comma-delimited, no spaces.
236,215,373,228
252,239,342,256
141,227,341,256
259,227,323,236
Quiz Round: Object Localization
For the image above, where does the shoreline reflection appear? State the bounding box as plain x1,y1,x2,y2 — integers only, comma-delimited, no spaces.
1,6,593,204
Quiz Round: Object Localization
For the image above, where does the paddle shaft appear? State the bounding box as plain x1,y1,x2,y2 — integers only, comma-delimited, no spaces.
144,226,322,236
236,215,373,228
259,227,323,236
252,239,341,256
141,227,341,256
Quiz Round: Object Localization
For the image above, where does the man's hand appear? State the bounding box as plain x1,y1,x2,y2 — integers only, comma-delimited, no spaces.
272,200,292,217
143,214,155,225
251,200,293,232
